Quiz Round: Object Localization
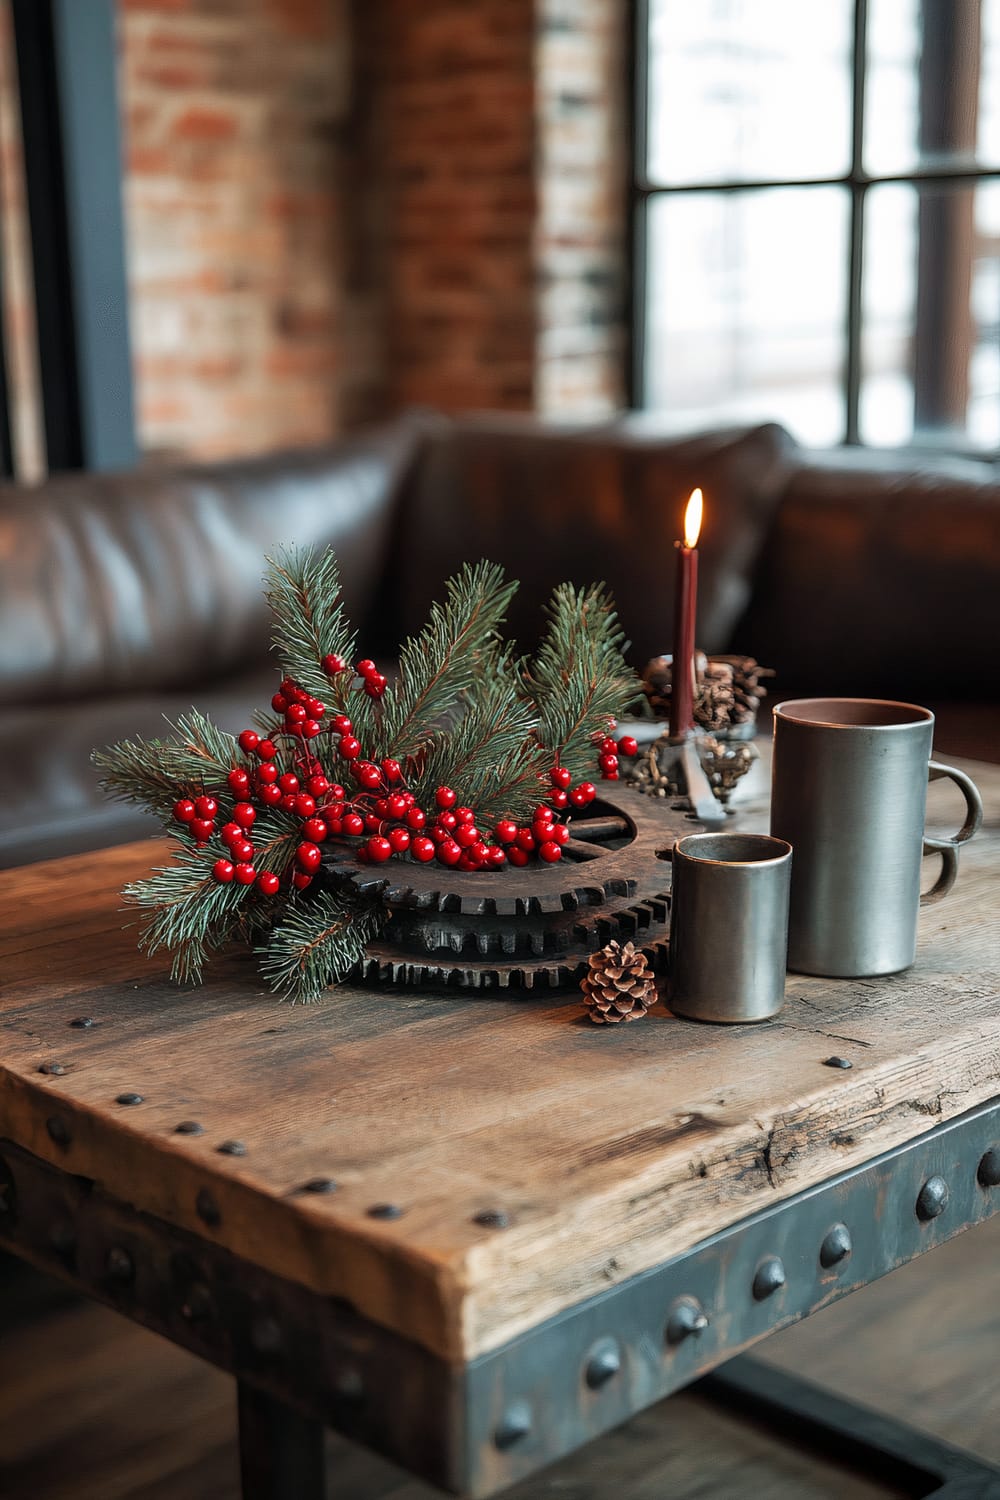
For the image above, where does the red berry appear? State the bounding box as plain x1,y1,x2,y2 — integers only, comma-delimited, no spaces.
221,822,242,845
549,789,569,810
410,835,436,862
332,714,352,734
490,819,513,845
455,806,475,825
455,824,479,849
355,762,381,790
388,827,411,853
400,791,415,807
600,737,617,755
618,735,639,757
532,820,554,842
342,813,364,836
533,805,554,825
599,754,619,775
457,854,479,872
538,840,562,863
238,730,259,754
485,845,506,868
279,773,299,794
233,802,256,828
326,817,343,836
355,659,377,678
303,719,321,738
374,798,391,817
258,783,282,806
292,871,313,891
194,795,218,820
227,768,250,795
570,782,597,807
430,826,449,844
256,871,281,896
296,842,321,873
470,840,489,863
436,838,461,866
212,858,235,883
280,794,298,814
294,794,316,818
256,739,277,761
302,816,327,842
515,828,536,852
364,813,382,833
550,823,570,845
271,694,288,713
257,762,279,784
191,817,215,841
406,806,427,831
339,735,361,760
604,769,620,780
286,702,307,725
234,862,257,885
173,798,196,824
306,699,325,718
550,766,572,789
437,810,457,831
322,653,346,676
364,674,387,698
387,793,408,819
507,845,530,867
307,774,330,798
326,783,345,802
435,786,456,809
231,837,254,861
381,759,402,783
366,835,393,863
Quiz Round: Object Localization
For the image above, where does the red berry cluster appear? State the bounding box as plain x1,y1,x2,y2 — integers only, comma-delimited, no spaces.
322,653,386,699
595,728,639,780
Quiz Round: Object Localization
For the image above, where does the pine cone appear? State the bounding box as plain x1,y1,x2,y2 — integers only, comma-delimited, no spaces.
581,940,657,1024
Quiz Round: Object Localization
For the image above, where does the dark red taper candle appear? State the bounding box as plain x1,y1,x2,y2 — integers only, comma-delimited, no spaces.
669,488,703,739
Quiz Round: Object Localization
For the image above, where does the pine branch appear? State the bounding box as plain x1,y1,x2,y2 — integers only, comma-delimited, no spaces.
410,649,545,824
523,583,640,783
257,886,385,1003
264,548,358,712
124,844,252,984
94,709,241,821
372,561,516,764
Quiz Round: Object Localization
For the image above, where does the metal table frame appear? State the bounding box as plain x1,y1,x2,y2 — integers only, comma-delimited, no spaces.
2,1098,999,1498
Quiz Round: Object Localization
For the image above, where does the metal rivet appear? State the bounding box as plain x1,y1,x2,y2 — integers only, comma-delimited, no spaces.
822,1056,852,1069
196,1188,220,1227
584,1337,621,1389
367,1203,402,1220
752,1255,786,1300
116,1092,144,1106
69,1016,95,1029
49,1220,75,1255
217,1140,247,1156
180,1283,213,1321
251,1315,283,1354
46,1116,71,1148
819,1223,852,1268
977,1148,1000,1188
301,1177,337,1194
174,1121,204,1135
473,1208,509,1229
494,1399,532,1450
666,1295,710,1346
916,1176,949,1221
106,1246,134,1283
38,1062,66,1076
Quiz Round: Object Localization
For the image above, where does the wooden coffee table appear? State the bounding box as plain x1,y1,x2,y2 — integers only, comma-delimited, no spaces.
1,754,998,1499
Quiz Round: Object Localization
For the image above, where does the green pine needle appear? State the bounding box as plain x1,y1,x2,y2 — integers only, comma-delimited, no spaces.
258,887,385,1003
94,709,242,821
264,548,360,715
124,844,252,985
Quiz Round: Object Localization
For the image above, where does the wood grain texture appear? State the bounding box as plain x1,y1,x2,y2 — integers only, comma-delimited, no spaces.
0,752,997,1364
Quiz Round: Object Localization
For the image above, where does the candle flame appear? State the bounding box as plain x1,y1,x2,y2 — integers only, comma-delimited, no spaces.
683,488,703,549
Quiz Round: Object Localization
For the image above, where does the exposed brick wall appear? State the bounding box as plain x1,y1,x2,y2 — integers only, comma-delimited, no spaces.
120,0,385,460
535,0,627,417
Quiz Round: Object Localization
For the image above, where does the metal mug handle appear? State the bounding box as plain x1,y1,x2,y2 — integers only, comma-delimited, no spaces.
920,761,984,905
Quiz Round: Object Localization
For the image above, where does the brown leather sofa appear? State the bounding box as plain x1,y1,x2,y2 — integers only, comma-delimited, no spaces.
1,412,997,869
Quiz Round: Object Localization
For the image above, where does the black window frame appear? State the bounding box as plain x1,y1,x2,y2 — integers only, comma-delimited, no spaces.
629,0,1000,452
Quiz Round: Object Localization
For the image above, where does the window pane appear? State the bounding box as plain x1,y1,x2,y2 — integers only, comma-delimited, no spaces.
643,188,849,446
861,180,1000,448
866,0,1000,174
646,0,853,187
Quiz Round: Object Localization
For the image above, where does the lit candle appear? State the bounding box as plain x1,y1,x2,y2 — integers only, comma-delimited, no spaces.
669,487,703,739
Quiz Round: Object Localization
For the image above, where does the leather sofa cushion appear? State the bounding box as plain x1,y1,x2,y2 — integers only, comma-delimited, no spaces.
0,419,422,708
392,415,795,664
736,447,1000,699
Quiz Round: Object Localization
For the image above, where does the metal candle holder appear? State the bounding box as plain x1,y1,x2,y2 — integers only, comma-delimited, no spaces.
629,731,728,826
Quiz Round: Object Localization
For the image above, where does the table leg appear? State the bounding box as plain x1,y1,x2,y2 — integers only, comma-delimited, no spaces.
238,1381,327,1500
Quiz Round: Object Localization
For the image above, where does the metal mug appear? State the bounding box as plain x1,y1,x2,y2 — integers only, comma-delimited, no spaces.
669,832,792,1023
770,698,983,978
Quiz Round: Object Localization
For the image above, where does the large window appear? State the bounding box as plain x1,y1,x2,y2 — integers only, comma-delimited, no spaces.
633,0,1000,450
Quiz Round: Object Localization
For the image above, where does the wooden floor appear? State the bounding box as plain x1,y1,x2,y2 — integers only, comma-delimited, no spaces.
0,1215,997,1499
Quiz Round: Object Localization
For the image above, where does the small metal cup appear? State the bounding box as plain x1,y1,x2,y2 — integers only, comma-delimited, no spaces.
669,833,792,1024
770,698,983,978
